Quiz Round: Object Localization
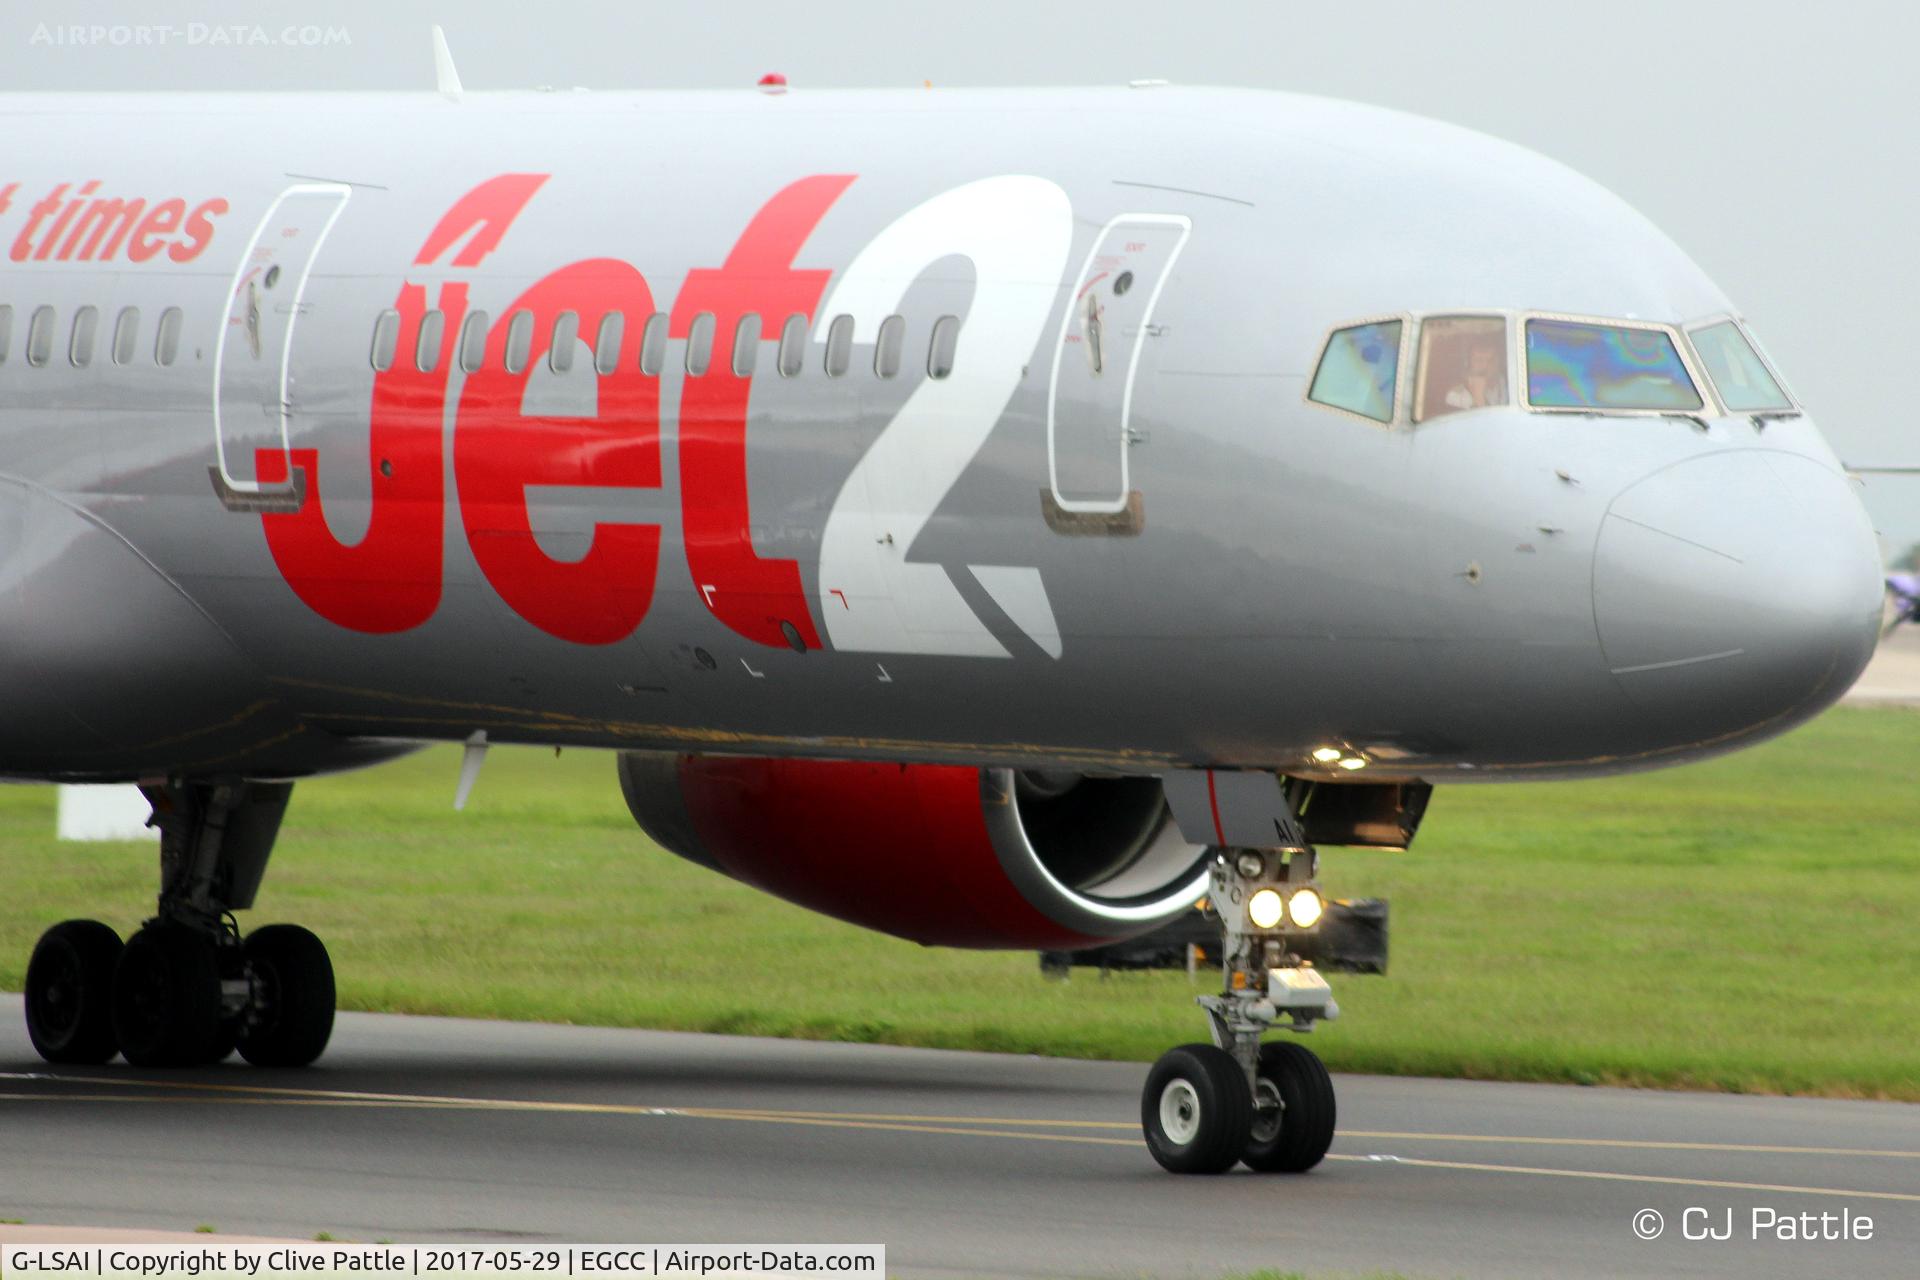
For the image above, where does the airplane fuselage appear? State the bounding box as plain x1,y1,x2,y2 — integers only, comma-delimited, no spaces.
0,86,1883,783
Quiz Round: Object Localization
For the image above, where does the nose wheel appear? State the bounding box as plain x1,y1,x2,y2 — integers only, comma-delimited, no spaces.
1142,847,1339,1174
1142,1043,1253,1173
1141,1038,1335,1174
1241,1040,1337,1172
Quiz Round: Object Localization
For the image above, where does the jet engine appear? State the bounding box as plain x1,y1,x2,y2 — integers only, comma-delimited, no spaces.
616,754,1212,948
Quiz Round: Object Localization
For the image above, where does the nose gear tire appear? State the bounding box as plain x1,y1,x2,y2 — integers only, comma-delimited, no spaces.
1141,1042,1253,1174
1241,1040,1336,1172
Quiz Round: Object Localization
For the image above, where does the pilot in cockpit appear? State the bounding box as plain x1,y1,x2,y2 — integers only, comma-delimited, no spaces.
1412,316,1509,424
1444,333,1508,412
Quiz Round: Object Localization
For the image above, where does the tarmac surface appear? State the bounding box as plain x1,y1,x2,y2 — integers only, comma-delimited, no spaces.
1,995,1916,1279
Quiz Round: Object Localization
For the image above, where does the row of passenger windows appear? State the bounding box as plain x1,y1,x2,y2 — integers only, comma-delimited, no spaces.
371,307,964,382
0,300,966,385
1307,313,1792,425
0,304,188,369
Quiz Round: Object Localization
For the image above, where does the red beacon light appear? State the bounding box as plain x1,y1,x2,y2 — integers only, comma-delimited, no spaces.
758,73,788,95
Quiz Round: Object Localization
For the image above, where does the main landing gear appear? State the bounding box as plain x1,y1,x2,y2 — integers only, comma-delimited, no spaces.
1142,846,1338,1174
23,780,336,1069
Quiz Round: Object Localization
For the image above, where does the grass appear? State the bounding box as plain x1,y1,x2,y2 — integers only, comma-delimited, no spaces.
0,707,1916,1100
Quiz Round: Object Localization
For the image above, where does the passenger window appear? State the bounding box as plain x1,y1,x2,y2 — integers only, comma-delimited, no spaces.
824,314,854,377
1308,319,1401,423
1525,319,1701,411
639,313,668,375
777,314,807,377
26,306,55,368
549,310,579,373
415,308,444,373
928,315,959,379
69,306,98,368
370,309,400,372
686,312,715,376
0,304,11,364
1687,320,1791,412
594,312,624,375
504,310,533,374
155,307,183,366
458,311,489,372
874,315,905,378
731,314,762,377
1414,316,1506,423
111,307,140,366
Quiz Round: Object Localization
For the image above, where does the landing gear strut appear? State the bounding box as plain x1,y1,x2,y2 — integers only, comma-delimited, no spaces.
22,779,336,1069
1142,846,1337,1174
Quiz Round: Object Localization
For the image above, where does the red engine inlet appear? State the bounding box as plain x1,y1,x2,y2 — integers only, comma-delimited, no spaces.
617,754,1210,949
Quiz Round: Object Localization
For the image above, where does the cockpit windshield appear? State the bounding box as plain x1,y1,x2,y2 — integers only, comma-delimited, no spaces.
1524,319,1702,412
1687,320,1792,412
1415,316,1508,423
1308,320,1400,423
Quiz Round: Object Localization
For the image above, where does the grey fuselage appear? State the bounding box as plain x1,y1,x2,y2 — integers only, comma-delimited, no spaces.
0,86,1883,785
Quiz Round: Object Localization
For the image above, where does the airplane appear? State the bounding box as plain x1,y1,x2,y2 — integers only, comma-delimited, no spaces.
1886,573,1920,635
2,63,1884,1177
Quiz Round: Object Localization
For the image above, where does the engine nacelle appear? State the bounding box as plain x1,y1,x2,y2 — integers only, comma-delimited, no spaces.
616,754,1211,949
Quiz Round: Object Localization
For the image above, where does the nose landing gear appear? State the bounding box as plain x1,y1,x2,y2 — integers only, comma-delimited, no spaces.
22,779,336,1070
1142,848,1338,1174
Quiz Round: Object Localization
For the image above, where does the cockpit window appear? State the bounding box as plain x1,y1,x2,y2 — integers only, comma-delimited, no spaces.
1415,316,1508,423
1524,319,1702,412
1687,320,1792,412
1308,319,1401,423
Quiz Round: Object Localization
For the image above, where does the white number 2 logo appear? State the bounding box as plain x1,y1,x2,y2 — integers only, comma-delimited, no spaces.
816,175,1072,659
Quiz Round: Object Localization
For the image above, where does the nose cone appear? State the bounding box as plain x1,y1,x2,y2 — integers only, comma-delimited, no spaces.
1593,451,1882,746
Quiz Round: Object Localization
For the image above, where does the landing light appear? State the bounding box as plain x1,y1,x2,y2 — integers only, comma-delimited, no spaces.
1311,747,1343,763
1288,888,1325,929
1235,852,1266,879
1247,888,1285,930
1337,756,1367,771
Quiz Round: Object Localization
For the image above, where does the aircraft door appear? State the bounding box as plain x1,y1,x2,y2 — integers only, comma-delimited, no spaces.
212,183,351,506
1046,214,1190,513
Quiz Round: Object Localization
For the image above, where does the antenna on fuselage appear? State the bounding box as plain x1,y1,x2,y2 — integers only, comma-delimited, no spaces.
453,730,488,811
432,25,464,103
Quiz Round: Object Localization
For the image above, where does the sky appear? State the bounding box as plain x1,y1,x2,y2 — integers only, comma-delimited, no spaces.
7,0,1918,557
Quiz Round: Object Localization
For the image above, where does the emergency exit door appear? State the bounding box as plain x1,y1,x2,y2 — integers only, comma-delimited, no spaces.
1046,213,1191,513
212,183,351,505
